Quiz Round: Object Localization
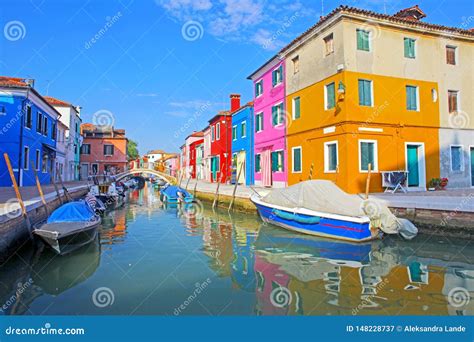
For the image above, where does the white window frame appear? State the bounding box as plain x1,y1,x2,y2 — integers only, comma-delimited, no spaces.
272,102,284,126
324,141,338,173
357,29,372,51
241,120,246,138
358,139,378,173
324,82,336,110
291,146,302,173
216,123,220,140
404,37,417,59
23,146,29,170
358,79,374,108
25,104,32,129
256,112,263,133
211,126,215,142
35,149,40,171
323,33,334,56
273,149,284,173
232,125,237,141
292,55,299,74
272,65,283,88
450,144,464,172
104,144,114,156
406,85,420,112
255,79,263,98
292,96,300,120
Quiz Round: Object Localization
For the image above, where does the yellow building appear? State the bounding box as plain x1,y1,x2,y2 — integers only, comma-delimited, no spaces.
280,5,473,193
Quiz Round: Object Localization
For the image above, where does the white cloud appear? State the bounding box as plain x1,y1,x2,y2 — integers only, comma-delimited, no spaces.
157,0,311,50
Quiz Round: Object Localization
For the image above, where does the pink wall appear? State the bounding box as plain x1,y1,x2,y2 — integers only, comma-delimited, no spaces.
252,59,287,187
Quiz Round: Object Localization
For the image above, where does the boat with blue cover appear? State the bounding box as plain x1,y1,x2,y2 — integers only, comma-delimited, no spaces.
33,201,101,255
251,180,417,242
160,184,194,204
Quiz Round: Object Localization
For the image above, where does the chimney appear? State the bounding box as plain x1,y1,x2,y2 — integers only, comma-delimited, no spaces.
230,94,241,112
393,5,426,21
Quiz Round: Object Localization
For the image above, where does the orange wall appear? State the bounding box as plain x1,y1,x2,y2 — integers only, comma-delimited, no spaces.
286,71,440,193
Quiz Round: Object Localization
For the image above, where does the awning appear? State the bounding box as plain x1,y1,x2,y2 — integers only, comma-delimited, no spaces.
42,143,57,152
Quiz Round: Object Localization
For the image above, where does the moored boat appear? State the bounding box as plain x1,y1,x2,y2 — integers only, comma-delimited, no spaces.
33,201,101,255
251,180,417,242
160,184,194,204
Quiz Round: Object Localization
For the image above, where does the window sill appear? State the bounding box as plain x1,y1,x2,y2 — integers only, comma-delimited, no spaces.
324,170,337,174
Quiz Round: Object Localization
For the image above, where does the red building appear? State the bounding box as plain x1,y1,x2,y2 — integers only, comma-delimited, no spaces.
209,94,241,183
187,132,204,179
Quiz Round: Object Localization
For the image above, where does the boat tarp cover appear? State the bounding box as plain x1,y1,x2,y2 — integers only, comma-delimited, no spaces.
260,180,417,239
161,185,191,199
47,201,96,223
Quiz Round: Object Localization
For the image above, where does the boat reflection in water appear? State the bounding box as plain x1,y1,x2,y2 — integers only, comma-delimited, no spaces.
254,225,474,315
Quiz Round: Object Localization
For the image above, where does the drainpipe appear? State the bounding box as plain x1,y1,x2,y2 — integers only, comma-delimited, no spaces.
17,88,30,186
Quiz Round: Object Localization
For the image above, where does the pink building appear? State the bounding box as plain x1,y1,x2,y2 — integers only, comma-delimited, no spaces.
248,57,287,188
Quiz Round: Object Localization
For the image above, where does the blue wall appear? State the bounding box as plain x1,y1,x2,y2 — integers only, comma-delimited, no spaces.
0,92,58,187
231,105,254,185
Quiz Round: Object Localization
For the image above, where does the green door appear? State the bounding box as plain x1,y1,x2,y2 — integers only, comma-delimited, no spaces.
407,145,419,186
470,147,474,186
211,157,217,181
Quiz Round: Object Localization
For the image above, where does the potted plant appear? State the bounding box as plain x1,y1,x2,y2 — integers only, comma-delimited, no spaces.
428,178,440,191
439,177,448,190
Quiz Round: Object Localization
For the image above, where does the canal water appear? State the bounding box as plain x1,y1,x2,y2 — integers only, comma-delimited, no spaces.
1,184,473,316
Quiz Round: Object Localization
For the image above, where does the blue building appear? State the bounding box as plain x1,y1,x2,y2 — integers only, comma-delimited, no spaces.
0,77,60,187
231,102,254,185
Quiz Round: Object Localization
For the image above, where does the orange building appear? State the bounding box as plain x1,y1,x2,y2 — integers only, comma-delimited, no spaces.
79,124,128,178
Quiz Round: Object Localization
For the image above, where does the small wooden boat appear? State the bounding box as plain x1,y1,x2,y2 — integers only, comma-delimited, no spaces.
251,180,416,242
160,185,194,204
34,201,101,255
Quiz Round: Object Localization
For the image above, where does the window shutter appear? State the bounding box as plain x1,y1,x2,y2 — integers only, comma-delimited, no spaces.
404,38,410,58
295,97,300,118
280,151,284,171
271,152,277,171
357,30,363,50
294,149,301,172
330,144,337,170
364,81,371,106
361,143,369,170
272,70,276,86
327,83,335,109
272,106,277,125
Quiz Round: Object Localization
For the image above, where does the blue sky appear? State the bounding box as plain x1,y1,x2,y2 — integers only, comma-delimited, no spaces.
1,0,472,154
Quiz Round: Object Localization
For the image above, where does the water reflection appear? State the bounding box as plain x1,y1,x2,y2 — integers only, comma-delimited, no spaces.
0,185,472,315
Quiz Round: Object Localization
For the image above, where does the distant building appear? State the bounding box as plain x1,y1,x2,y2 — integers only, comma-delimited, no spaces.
0,76,60,186
55,120,69,181
79,124,128,178
231,101,254,185
44,96,82,181
203,126,211,182
184,131,204,179
146,149,166,167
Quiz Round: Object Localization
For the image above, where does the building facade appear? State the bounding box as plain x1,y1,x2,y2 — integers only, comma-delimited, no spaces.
0,77,60,186
279,5,472,193
208,94,241,183
248,59,287,188
80,124,128,178
231,102,255,185
184,131,204,179
189,136,204,179
55,120,68,181
203,126,211,182
44,96,82,181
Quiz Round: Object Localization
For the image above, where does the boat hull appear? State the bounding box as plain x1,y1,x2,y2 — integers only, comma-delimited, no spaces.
252,199,375,242
34,219,100,255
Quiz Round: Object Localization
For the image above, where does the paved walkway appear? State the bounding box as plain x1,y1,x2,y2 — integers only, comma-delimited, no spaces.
0,181,89,221
181,179,474,213
369,188,474,212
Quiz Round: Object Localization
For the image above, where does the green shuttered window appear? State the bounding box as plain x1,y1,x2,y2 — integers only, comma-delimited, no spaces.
232,126,237,140
325,83,335,109
450,146,462,171
404,38,416,58
272,103,284,126
357,29,370,51
358,80,372,106
255,154,261,172
255,80,263,97
325,142,338,172
292,147,302,173
271,151,284,172
255,113,263,132
406,86,418,111
241,121,246,137
272,65,283,87
360,141,376,171
293,97,300,119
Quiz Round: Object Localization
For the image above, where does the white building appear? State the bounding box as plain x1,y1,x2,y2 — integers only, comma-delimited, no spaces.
55,120,68,181
44,96,82,181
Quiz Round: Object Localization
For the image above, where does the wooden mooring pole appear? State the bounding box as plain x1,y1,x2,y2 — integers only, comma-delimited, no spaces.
3,153,32,234
365,163,372,200
185,177,191,190
193,180,198,197
212,167,223,209
228,163,243,212
57,168,72,202
31,159,48,216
